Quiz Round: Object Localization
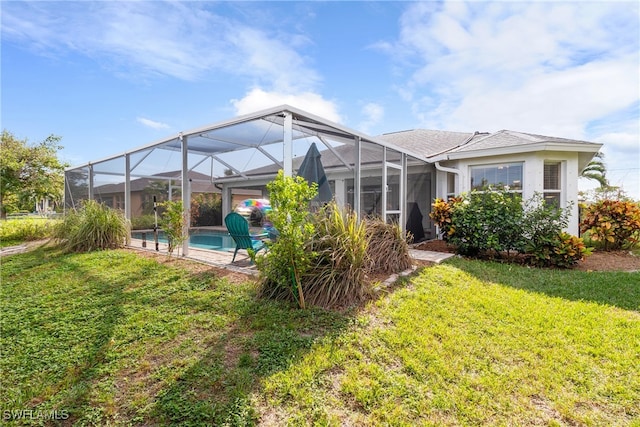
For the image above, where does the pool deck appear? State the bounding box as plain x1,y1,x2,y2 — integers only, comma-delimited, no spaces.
127,238,455,276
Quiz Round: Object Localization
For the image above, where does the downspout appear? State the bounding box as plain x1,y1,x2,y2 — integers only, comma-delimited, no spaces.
434,161,461,240
434,161,461,195
431,130,479,196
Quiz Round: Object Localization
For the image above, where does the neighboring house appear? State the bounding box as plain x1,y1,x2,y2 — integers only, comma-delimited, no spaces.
92,170,261,218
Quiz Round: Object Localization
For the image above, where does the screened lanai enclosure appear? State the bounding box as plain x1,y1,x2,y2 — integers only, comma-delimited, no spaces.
65,105,435,256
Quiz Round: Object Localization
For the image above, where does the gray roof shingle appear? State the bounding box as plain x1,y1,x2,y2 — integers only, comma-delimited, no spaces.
448,130,599,153
377,129,474,157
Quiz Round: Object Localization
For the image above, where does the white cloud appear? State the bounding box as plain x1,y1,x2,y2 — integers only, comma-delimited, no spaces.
394,2,639,131
358,103,385,134
437,56,639,137
1,1,320,90
231,88,342,123
136,117,170,130
386,1,639,198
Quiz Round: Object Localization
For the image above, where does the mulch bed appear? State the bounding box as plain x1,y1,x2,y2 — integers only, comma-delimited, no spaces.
413,239,640,272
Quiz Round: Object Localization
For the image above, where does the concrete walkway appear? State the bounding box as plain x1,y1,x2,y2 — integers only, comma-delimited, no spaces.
0,244,28,256
409,249,456,264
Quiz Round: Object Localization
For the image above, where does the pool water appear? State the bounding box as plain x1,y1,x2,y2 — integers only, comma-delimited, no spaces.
132,229,236,252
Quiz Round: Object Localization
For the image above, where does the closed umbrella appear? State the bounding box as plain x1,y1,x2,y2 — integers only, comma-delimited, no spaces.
297,143,332,204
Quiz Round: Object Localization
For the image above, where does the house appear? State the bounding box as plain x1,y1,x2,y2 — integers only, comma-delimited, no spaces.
65,105,601,255
217,128,600,239
379,129,601,235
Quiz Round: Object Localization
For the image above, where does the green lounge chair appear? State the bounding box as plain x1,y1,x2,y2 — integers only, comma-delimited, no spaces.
224,212,267,263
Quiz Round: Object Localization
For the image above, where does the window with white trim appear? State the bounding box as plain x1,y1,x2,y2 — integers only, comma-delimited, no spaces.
446,172,456,198
470,162,523,193
544,162,561,207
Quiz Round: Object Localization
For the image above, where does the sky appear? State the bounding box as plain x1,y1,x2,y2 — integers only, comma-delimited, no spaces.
2,0,639,199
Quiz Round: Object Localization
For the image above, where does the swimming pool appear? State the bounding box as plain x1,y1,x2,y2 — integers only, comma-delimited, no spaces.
131,229,237,252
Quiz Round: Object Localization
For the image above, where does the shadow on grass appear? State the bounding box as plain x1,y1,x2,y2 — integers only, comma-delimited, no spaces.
1,246,366,425
1,245,141,423
52,255,130,423
148,294,352,425
446,257,640,312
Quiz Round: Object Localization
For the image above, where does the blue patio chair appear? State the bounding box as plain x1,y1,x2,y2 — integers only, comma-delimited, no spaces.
224,212,267,263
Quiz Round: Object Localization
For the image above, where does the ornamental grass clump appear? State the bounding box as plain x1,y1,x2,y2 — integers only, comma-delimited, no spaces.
303,203,370,308
365,218,412,274
54,199,130,252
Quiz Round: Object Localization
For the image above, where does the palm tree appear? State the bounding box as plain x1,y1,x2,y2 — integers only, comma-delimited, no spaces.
581,151,608,188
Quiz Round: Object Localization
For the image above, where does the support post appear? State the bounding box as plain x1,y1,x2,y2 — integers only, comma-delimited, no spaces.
181,133,190,257
222,185,231,219
400,153,407,234
382,148,388,220
283,111,293,177
124,155,131,222
88,164,94,201
354,136,361,217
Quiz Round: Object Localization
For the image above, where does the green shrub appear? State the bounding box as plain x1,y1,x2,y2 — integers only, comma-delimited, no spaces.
158,200,187,256
431,191,590,268
522,194,571,241
365,217,412,274
54,200,130,252
521,193,570,267
447,189,524,257
301,203,370,308
256,171,318,308
430,196,461,240
580,199,640,250
0,218,58,245
526,231,591,268
191,193,222,226
131,214,156,230
553,232,592,268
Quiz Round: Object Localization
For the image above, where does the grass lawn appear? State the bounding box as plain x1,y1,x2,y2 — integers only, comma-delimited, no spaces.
1,247,638,426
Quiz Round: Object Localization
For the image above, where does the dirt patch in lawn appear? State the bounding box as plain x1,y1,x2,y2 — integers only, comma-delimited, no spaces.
413,239,640,272
128,248,253,285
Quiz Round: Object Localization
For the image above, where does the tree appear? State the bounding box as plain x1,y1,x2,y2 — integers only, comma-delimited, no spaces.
580,151,608,188
0,130,67,218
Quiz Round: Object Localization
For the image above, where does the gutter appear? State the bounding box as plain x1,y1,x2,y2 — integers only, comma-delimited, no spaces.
434,161,460,177
432,161,461,239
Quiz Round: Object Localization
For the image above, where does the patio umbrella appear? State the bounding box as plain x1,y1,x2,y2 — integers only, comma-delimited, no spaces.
235,198,272,226
238,198,272,212
297,143,332,203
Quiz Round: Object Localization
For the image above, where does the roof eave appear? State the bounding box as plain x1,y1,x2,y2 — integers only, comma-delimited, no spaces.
442,142,603,160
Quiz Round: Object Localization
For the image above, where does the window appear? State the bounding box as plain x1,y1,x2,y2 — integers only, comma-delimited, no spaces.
470,162,523,192
447,173,456,198
544,162,561,207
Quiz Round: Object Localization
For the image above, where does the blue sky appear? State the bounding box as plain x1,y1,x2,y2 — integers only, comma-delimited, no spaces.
2,1,639,199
